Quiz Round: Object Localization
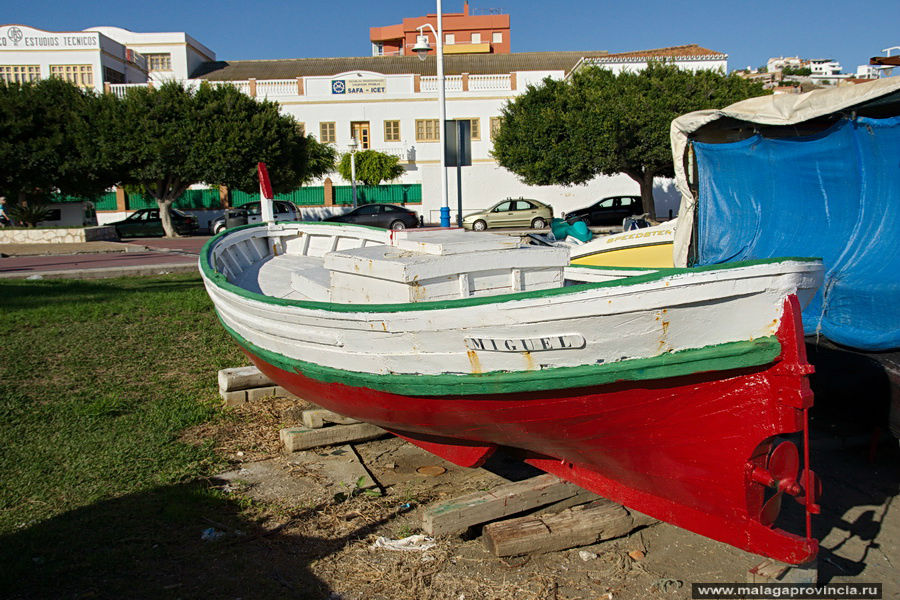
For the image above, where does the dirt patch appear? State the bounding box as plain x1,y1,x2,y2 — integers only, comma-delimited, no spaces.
181,395,314,462
178,394,899,600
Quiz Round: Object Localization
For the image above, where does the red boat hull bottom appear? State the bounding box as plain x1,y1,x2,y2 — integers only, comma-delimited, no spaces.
238,296,818,564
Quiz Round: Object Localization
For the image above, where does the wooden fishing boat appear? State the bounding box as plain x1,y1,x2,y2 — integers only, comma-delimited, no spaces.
201,208,825,564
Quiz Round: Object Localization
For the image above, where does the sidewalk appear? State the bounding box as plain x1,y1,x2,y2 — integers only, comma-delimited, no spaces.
0,236,211,280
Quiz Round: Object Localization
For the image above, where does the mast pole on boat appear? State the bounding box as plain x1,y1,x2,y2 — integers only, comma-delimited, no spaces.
258,162,275,225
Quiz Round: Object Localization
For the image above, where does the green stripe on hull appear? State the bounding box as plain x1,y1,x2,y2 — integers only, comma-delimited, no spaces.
219,317,782,396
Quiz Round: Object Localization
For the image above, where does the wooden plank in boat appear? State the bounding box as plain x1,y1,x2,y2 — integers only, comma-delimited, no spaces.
422,474,581,536
326,243,567,304
391,229,519,255
325,243,568,284
482,499,657,557
280,423,387,452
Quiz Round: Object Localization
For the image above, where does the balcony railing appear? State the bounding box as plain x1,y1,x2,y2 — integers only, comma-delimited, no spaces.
108,83,149,98
256,79,299,97
374,143,413,161
469,74,512,91
108,72,513,100
421,75,463,92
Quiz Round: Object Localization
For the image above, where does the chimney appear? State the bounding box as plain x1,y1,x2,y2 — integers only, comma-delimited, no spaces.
464,1,469,16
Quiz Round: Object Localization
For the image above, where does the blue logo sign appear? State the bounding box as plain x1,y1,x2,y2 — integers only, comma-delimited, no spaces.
331,80,346,94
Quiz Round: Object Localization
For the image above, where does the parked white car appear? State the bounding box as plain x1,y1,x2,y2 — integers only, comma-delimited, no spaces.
210,201,301,235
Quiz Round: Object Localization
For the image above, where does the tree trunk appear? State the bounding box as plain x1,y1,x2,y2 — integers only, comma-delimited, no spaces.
157,198,182,238
639,170,657,221
624,170,658,221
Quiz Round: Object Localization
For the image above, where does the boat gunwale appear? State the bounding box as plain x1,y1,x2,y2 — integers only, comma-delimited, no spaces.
200,222,822,315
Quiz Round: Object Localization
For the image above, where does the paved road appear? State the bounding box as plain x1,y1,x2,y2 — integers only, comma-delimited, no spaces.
0,227,617,280
0,236,211,279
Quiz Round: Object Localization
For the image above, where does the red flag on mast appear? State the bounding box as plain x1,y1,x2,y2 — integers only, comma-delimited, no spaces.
257,162,274,200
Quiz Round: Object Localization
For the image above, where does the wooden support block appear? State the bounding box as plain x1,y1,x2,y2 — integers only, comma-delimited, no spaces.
222,389,247,407
273,385,301,400
422,474,581,536
280,423,387,452
538,488,603,514
482,498,656,557
247,386,278,402
218,366,274,394
302,409,361,429
748,558,818,584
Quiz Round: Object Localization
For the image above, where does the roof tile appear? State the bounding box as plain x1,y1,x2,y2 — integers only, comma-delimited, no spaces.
193,45,724,80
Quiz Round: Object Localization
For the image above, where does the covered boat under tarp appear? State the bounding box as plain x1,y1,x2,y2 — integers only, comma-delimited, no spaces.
671,78,900,350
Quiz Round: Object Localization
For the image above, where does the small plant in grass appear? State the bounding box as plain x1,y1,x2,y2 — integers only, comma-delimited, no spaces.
395,524,417,539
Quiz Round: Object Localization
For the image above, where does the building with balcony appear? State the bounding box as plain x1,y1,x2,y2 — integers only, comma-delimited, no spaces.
0,24,149,91
369,1,510,57
2,21,728,226
572,44,727,75
186,44,726,223
809,58,843,76
85,27,215,83
0,24,215,91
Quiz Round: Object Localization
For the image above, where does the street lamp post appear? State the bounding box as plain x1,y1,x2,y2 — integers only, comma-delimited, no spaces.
348,136,358,209
412,0,450,227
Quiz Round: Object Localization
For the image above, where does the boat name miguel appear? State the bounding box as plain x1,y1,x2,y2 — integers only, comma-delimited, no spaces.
465,334,586,352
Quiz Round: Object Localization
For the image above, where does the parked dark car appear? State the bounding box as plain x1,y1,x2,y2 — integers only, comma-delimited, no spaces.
110,208,198,238
564,196,643,226
210,200,301,235
323,204,420,230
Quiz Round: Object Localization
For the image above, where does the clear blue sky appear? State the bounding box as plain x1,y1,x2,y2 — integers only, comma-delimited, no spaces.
2,0,897,74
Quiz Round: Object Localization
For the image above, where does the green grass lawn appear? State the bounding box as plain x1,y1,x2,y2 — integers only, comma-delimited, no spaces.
0,274,260,595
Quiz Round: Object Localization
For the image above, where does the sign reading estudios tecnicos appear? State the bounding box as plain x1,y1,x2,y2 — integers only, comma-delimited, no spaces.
331,78,386,95
0,26,98,48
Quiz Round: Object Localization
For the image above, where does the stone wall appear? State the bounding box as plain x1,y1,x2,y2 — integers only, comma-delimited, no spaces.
0,226,118,244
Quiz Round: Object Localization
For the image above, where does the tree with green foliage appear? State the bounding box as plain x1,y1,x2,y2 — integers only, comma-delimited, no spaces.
782,66,812,76
115,81,336,236
491,62,769,219
0,78,120,225
337,149,405,186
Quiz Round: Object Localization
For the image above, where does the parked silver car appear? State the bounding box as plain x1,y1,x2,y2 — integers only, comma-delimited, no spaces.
210,200,301,235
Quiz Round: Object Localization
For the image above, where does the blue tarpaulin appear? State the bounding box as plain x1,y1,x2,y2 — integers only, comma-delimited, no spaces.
693,116,900,350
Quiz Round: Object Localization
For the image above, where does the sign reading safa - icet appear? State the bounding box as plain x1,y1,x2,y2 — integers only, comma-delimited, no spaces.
331,79,386,95
465,335,585,352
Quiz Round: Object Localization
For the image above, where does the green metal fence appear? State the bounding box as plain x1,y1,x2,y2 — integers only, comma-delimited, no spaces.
126,188,223,211
231,186,325,207
53,183,421,212
333,184,422,205
49,191,118,211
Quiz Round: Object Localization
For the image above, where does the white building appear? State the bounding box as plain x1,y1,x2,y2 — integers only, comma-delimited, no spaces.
0,24,216,91
186,44,726,222
0,24,149,91
809,58,843,76
2,24,725,224
85,27,215,83
766,56,804,72
574,45,728,75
